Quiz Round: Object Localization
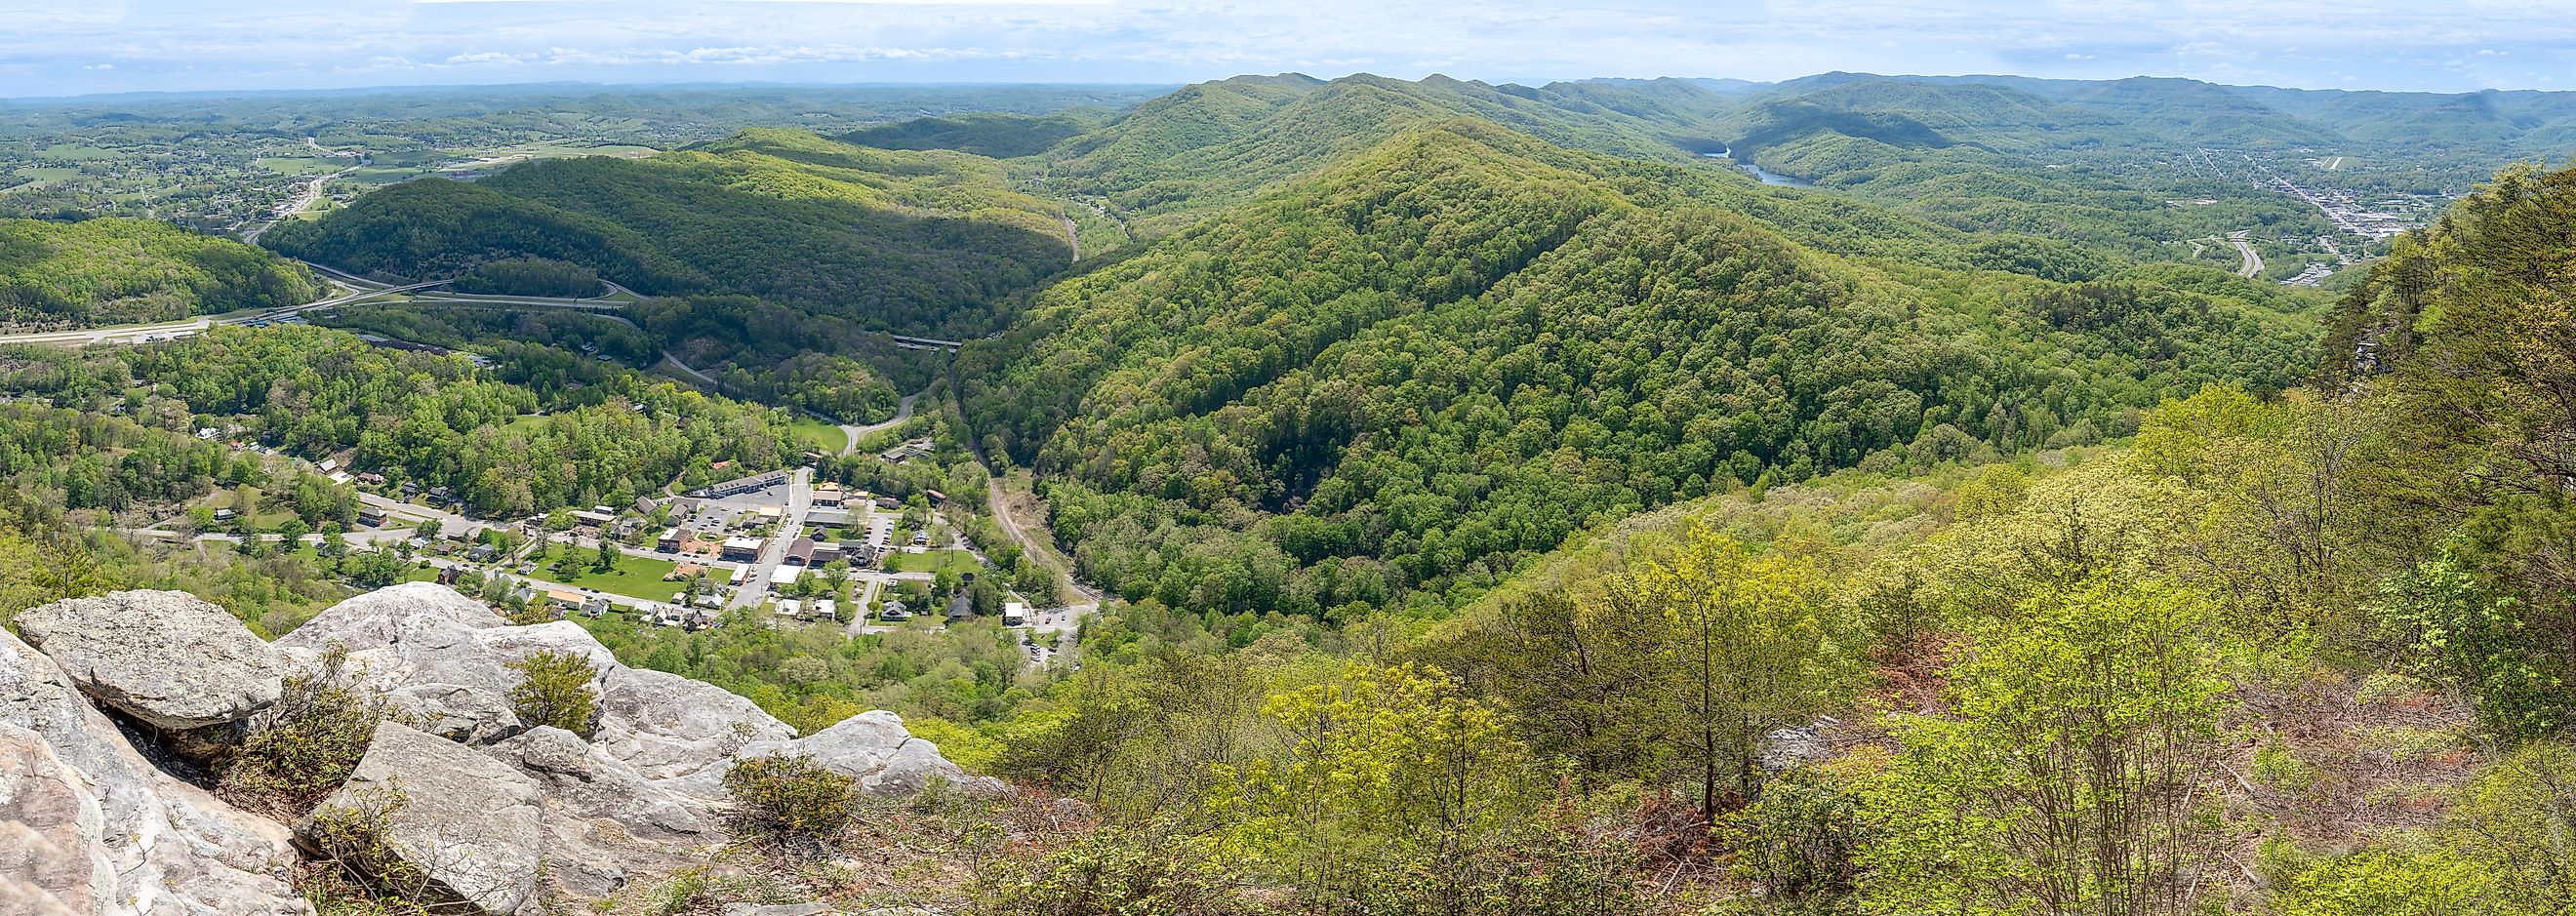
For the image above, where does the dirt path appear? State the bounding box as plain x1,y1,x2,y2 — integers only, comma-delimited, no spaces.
986,470,1100,612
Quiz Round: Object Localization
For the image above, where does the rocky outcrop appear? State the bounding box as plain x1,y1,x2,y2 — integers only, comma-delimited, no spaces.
488,726,721,897
277,582,792,777
17,590,288,731
0,626,305,916
4,581,994,914
1758,714,1843,773
679,710,1004,799
274,582,994,898
388,683,525,745
298,721,543,916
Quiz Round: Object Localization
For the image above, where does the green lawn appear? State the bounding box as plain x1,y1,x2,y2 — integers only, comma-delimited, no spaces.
790,419,847,455
254,156,341,176
498,413,553,436
533,552,682,602
10,167,82,191
884,548,986,577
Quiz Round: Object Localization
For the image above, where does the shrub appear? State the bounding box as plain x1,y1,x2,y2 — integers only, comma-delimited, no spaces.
722,752,856,847
505,649,600,737
1724,769,1871,905
973,823,1249,916
221,645,399,816
298,782,438,916
2369,546,2571,743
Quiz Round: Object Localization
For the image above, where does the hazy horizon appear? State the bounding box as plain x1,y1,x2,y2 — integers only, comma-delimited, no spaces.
7,68,2574,106
7,0,2573,99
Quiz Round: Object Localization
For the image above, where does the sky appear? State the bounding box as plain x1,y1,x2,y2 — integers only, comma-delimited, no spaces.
6,0,2576,99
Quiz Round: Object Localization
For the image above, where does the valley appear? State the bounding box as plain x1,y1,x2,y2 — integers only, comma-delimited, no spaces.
6,62,2576,916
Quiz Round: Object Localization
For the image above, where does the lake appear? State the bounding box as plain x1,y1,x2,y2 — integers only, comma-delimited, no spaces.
1705,148,1815,187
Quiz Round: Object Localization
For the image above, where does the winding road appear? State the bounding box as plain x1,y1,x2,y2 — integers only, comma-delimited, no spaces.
2227,230,2265,279
838,392,920,455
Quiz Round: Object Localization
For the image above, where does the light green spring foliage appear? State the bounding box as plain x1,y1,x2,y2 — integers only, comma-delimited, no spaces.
505,649,602,737
2274,846,2504,916
1206,663,1532,878
2274,741,2576,916
0,217,320,330
1604,529,1856,817
1860,574,2229,916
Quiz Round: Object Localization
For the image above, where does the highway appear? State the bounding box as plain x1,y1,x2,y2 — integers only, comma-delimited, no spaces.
2226,230,2265,279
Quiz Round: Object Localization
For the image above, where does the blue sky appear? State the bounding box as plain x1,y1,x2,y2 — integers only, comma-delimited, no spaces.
6,0,2574,98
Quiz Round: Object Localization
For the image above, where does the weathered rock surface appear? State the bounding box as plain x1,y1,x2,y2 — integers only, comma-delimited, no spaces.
277,582,793,780
299,721,543,916
675,710,1005,799
0,628,305,916
1758,714,1843,773
17,590,288,730
388,683,525,745
276,582,993,900
11,581,992,913
721,903,830,916
487,726,719,897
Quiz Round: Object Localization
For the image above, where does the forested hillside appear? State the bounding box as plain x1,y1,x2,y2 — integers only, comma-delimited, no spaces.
0,217,319,331
936,163,2576,916
262,129,1075,339
1028,73,1732,236
842,109,1114,159
5,325,806,516
962,119,2322,615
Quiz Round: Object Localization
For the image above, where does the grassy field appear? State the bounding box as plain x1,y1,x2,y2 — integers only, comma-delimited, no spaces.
790,419,848,455
38,144,116,161
885,548,986,577
255,156,342,176
8,167,82,191
533,552,683,602
499,413,553,436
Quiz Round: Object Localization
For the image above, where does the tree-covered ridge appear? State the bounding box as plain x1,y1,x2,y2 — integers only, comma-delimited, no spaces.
841,109,1114,159
964,122,2323,616
0,217,320,331
262,129,1075,338
5,325,806,516
1032,73,1732,237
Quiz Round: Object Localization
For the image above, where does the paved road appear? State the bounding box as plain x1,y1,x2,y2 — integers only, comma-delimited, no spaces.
2226,230,2265,279
729,466,814,610
241,164,351,245
839,392,921,455
356,492,485,538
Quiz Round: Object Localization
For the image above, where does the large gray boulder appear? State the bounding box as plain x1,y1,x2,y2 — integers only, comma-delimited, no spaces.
278,582,793,780
276,582,997,906
388,683,525,745
17,590,288,730
487,726,721,897
0,628,305,916
677,710,1004,799
299,721,543,916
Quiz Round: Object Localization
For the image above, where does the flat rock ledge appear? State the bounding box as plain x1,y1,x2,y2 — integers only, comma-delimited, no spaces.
18,590,288,731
